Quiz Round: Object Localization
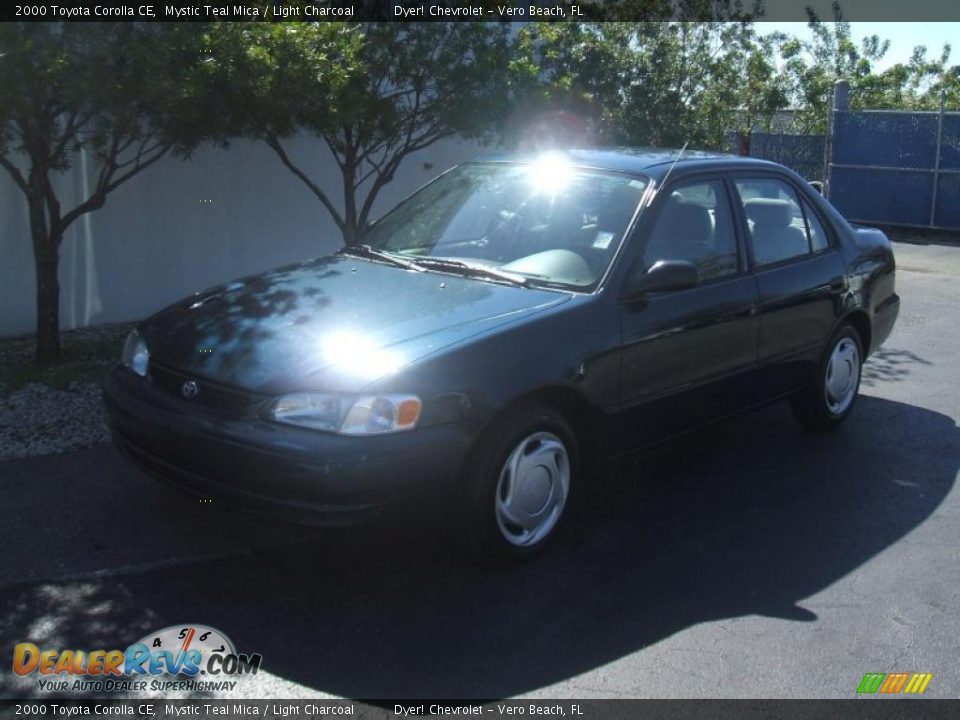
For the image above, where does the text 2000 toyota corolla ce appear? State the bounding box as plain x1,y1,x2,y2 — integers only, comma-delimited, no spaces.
104,150,899,561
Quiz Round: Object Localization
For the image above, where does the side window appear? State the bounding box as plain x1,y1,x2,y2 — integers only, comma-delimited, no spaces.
642,179,739,282
734,178,812,267
802,199,831,253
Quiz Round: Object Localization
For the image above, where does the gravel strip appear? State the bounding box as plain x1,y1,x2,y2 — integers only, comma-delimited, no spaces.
0,381,111,461
0,322,133,462
0,322,133,371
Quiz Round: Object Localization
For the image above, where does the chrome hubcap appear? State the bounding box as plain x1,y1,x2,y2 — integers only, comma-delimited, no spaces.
824,337,860,415
495,431,570,547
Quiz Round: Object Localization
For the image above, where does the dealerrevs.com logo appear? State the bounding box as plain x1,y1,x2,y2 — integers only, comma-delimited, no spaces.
13,624,262,693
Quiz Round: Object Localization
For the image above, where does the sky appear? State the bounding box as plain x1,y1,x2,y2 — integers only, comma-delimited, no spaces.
757,23,960,70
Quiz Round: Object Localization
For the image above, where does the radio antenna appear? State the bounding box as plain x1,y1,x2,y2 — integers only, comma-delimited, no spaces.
656,142,689,195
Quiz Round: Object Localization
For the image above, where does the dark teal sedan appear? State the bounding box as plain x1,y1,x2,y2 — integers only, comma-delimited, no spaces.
104,149,900,561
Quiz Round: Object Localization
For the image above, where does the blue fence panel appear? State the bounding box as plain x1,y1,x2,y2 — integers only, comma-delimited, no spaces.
940,114,960,170
830,167,934,226
833,112,939,168
737,110,957,228
749,132,826,181
935,173,960,229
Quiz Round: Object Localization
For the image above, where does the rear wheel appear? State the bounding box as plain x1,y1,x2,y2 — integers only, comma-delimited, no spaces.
461,404,578,563
791,324,863,432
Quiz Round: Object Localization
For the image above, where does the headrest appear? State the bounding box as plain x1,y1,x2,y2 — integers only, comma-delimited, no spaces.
744,198,793,227
659,201,712,243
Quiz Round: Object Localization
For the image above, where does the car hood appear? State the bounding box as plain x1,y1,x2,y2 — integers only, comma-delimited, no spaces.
141,254,570,394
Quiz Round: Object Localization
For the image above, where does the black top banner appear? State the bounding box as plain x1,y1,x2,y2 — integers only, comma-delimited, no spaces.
2,0,960,22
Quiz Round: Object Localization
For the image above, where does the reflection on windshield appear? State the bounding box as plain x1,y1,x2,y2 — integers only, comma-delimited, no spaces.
359,160,648,290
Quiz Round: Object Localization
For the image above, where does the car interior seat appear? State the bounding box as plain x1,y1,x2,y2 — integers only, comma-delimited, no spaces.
743,198,809,265
644,193,713,269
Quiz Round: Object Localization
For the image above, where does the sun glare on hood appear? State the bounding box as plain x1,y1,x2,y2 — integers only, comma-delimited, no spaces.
320,330,404,380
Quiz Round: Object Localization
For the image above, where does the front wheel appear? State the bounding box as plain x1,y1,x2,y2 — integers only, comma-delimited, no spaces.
460,404,579,563
791,324,864,432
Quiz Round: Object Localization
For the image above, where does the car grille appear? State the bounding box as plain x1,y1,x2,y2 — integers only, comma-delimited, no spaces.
148,361,267,416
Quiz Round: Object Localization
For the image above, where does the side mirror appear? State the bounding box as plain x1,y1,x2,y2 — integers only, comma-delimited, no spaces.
623,259,699,301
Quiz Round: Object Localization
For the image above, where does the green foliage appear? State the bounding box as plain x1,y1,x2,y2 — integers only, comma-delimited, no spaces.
776,10,891,134
0,24,204,177
0,23,218,361
192,22,357,142
773,3,958,133
513,20,786,150
208,22,514,244
511,8,960,150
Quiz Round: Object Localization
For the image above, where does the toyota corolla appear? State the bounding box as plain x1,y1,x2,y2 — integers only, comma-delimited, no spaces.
104,149,900,561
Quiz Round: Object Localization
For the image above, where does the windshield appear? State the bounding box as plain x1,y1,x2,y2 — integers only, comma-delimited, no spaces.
359,160,648,290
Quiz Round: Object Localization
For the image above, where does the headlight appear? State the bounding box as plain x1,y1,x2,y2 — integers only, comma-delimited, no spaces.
121,330,149,377
271,393,422,435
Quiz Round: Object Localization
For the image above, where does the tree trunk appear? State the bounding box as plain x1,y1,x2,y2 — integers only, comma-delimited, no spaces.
342,218,359,246
27,175,62,363
342,155,359,246
33,234,62,363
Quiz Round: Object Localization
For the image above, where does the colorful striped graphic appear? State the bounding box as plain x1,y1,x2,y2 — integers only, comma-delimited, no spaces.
857,673,885,694
857,672,933,695
903,673,934,694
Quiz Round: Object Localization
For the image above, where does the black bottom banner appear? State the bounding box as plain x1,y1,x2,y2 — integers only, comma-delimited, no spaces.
1,700,958,720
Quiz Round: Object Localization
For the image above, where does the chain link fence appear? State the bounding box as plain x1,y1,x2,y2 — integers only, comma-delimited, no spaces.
729,90,958,230
828,104,959,230
725,131,827,183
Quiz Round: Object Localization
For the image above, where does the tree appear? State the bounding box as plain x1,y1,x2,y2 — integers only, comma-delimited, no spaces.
895,44,959,109
776,4,890,133
206,22,514,245
514,18,785,150
191,22,358,144
733,30,791,134
0,21,355,362
0,24,202,362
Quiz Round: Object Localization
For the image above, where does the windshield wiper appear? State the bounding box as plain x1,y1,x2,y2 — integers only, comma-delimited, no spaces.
412,257,530,287
338,244,425,272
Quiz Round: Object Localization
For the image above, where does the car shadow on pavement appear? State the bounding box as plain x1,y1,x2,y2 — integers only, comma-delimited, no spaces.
861,346,933,387
0,395,956,700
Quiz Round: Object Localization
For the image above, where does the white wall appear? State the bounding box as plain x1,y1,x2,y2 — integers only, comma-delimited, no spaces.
0,136,483,338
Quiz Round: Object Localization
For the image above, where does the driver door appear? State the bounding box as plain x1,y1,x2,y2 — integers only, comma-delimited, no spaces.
615,177,761,452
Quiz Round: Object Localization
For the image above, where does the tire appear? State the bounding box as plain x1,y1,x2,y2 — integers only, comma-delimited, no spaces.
790,323,864,432
460,403,579,564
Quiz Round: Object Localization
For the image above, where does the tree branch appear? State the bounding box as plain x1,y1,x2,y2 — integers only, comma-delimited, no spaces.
59,139,169,231
49,110,78,163
266,135,345,234
0,155,29,196
355,126,452,232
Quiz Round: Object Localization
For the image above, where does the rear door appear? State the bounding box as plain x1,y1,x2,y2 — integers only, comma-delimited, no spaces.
615,176,760,452
730,174,848,396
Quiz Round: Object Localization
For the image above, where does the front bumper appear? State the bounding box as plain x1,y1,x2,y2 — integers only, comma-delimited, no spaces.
103,366,478,525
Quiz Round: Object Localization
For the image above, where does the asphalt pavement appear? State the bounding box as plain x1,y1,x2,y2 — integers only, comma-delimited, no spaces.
0,240,958,700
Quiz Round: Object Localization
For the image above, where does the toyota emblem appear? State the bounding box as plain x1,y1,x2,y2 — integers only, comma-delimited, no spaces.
181,380,200,399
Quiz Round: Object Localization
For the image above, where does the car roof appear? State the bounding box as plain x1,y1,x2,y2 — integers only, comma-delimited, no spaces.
472,147,783,181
